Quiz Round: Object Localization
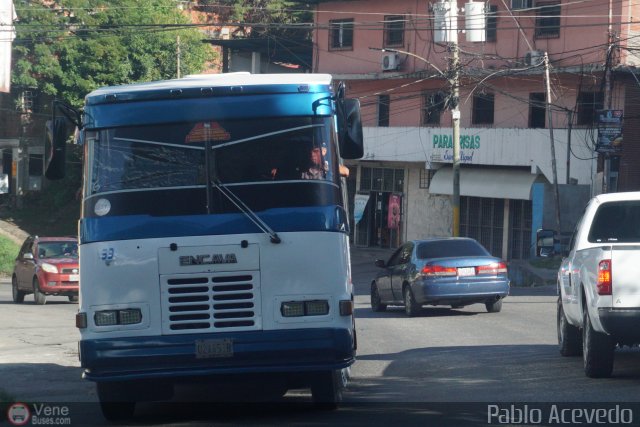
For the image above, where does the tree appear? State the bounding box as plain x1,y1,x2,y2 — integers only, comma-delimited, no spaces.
12,0,216,108
195,0,313,41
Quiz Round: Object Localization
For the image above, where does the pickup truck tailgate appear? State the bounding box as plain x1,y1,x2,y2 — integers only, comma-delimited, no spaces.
612,246,640,308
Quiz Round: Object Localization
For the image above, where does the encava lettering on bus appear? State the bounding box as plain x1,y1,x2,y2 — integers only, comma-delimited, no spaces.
179,253,238,266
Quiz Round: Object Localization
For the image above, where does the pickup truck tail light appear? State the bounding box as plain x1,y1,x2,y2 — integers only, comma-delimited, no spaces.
597,259,612,295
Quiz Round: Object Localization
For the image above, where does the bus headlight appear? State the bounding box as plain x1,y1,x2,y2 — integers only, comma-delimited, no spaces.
94,309,142,326
94,310,118,326
119,309,143,325
280,300,329,317
281,301,305,317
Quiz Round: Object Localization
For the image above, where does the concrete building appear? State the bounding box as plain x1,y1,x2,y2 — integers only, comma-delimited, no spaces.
312,0,640,259
0,0,31,199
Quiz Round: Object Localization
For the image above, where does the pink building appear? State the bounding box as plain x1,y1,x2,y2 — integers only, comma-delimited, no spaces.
313,0,640,259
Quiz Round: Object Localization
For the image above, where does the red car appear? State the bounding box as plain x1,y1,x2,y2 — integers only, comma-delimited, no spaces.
12,236,79,305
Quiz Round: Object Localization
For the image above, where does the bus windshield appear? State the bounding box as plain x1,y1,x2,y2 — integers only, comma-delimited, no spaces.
86,117,338,197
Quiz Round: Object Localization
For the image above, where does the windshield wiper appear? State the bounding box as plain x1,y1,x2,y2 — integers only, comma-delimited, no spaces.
211,177,281,244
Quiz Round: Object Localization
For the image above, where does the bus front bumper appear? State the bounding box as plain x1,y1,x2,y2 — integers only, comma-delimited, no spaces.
79,328,355,382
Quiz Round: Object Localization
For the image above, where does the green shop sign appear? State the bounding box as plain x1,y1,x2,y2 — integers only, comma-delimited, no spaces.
432,134,481,149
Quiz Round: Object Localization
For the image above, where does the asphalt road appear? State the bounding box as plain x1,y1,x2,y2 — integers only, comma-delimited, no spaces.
2,251,640,426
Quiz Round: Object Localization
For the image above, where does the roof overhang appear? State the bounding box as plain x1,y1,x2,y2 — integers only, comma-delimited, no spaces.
429,168,546,200
206,38,313,70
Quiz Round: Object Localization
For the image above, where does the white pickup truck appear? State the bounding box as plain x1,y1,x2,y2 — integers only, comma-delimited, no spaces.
557,191,640,378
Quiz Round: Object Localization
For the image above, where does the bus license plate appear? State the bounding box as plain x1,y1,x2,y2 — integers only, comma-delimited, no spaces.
195,339,233,359
457,267,476,277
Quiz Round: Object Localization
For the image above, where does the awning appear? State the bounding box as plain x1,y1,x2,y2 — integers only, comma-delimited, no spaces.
429,168,544,200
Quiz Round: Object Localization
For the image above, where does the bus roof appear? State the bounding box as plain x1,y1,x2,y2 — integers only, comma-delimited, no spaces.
85,73,334,105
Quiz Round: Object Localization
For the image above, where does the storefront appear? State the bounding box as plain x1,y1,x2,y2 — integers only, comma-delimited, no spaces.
350,165,405,249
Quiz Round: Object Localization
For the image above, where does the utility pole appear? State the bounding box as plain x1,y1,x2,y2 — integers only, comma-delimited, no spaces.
450,42,461,237
566,110,573,184
544,52,561,233
603,0,613,193
176,35,181,78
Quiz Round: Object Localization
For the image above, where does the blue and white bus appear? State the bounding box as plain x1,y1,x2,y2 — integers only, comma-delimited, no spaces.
45,73,363,419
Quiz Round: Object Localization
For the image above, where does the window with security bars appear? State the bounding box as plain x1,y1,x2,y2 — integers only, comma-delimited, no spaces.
529,93,546,128
486,5,498,42
378,95,390,127
472,93,495,125
360,167,404,192
422,91,445,125
535,2,561,39
509,199,532,259
576,91,604,126
460,196,503,258
419,169,435,189
383,15,405,47
329,19,354,50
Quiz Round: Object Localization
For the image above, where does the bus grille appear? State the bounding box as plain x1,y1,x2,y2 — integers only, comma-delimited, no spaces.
160,272,261,334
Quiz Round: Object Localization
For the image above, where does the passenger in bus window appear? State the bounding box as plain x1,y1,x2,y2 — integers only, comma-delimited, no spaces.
301,144,328,180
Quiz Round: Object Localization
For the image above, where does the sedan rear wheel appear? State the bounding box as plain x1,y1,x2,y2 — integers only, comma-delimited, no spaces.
403,285,421,317
370,283,387,312
485,299,502,313
12,276,25,303
33,277,46,305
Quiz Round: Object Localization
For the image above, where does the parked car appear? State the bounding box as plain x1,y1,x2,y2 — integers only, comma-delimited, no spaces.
12,235,79,305
371,238,510,317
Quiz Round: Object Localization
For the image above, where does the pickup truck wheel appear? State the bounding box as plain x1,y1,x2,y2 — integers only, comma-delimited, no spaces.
370,283,387,312
12,276,25,303
582,308,614,378
32,278,46,305
403,285,421,317
557,297,582,356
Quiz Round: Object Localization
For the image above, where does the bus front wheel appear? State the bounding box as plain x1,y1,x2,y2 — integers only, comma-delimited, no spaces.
97,382,136,421
311,370,344,409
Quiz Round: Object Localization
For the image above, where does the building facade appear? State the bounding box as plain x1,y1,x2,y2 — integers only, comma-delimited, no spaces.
314,0,640,259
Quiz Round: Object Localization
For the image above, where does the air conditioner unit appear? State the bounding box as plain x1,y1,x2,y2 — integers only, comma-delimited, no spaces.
381,53,400,71
524,50,544,66
511,0,533,10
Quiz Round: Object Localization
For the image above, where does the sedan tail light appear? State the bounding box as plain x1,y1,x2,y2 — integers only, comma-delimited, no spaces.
475,262,508,275
597,259,612,295
421,265,457,276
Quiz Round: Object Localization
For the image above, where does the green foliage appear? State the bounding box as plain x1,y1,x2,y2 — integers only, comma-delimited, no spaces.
196,0,313,40
13,0,217,108
0,236,20,277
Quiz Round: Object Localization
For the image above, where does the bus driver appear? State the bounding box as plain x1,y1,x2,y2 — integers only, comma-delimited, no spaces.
301,144,328,180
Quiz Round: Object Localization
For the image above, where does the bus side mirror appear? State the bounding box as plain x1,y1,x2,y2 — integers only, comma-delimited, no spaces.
536,229,557,257
44,117,68,180
337,98,364,160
